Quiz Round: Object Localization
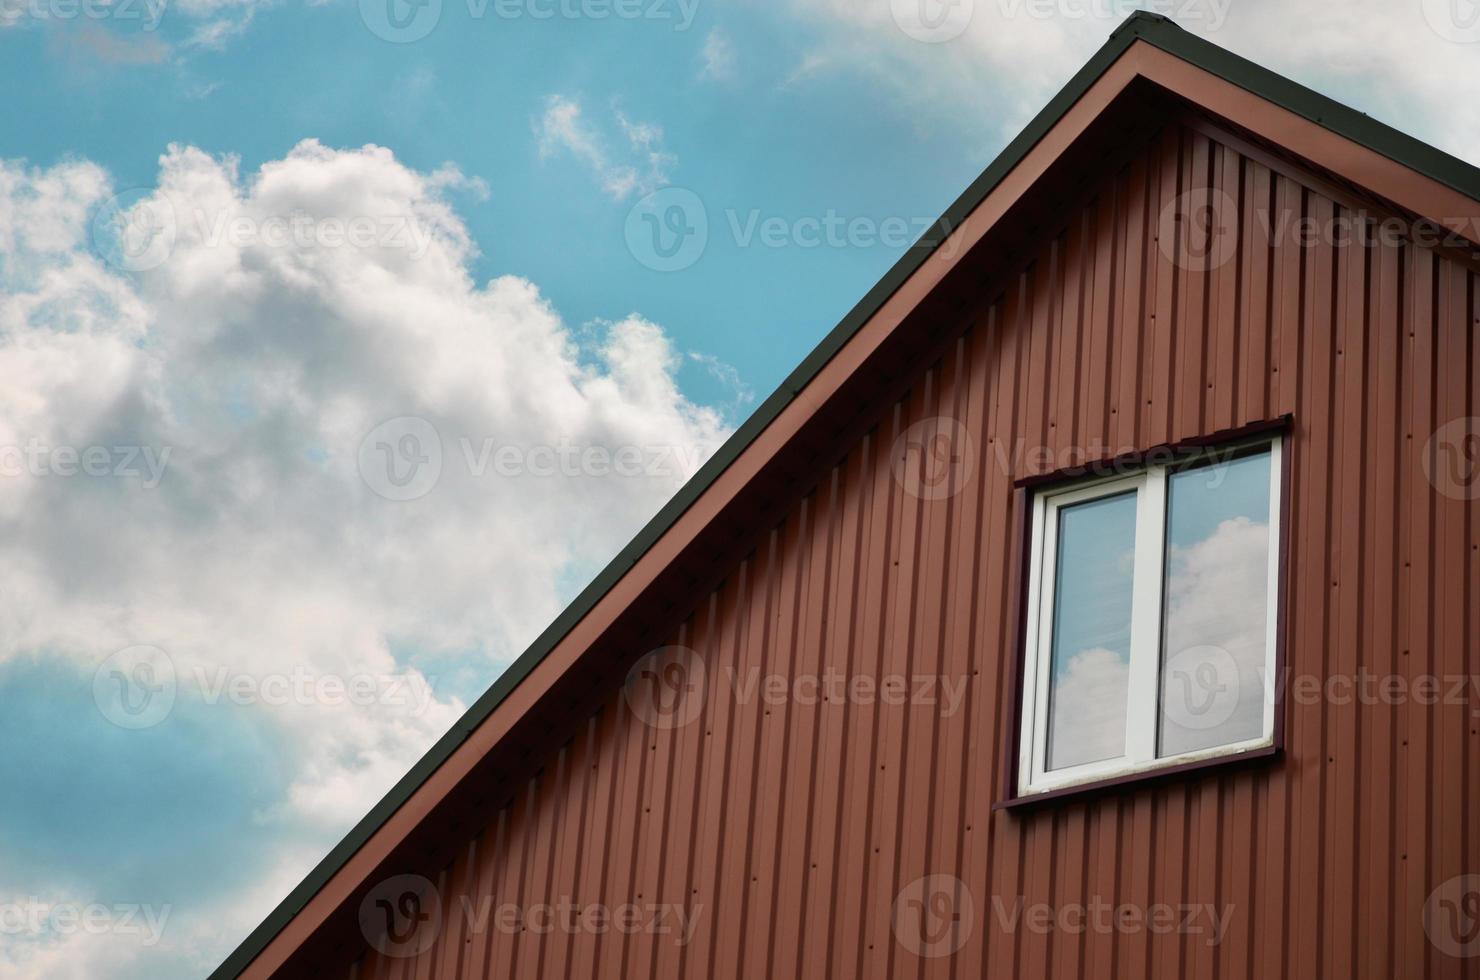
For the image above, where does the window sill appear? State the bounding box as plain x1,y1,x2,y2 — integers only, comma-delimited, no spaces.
994,744,1281,812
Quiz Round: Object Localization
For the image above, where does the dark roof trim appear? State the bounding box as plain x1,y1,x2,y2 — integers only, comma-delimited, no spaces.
211,12,1480,977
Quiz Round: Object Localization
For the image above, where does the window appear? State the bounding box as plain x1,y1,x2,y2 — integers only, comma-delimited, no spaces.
1016,436,1283,796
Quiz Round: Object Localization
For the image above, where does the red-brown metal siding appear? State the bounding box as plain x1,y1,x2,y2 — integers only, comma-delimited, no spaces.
349,120,1478,979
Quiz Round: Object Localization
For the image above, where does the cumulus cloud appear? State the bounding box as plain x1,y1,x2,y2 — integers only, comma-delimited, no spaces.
1160,515,1271,754
0,139,727,975
779,0,1480,164
536,95,676,200
1047,645,1129,770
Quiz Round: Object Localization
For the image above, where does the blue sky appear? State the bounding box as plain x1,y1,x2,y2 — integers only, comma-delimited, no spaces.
2,0,1478,976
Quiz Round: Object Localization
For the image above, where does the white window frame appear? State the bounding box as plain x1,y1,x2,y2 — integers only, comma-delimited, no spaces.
1016,436,1283,797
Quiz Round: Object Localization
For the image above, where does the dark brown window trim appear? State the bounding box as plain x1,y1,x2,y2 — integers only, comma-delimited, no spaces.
997,414,1296,812
1011,414,1293,491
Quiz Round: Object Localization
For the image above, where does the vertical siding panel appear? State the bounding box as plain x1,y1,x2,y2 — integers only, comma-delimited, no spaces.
1396,245,1430,980
706,554,767,980
937,319,994,978
628,613,691,980
559,713,609,980
1018,251,1058,980
827,431,890,980
919,334,979,980
1113,152,1150,450
464,808,508,978
522,744,567,977
997,271,1040,979
1433,261,1470,980
1147,127,1180,446
1360,234,1401,980
798,448,865,980
742,518,801,978
1239,161,1273,424
1289,188,1333,980
1085,188,1117,449
1468,272,1480,980
1257,172,1303,980
1174,130,1210,441
432,837,474,978
651,601,717,980
870,383,932,980
594,654,652,980
679,587,738,980
768,488,832,977
1210,141,1242,433
967,301,1021,980
1339,206,1370,980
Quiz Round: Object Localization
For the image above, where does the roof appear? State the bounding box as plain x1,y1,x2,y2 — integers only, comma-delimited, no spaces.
212,12,1480,977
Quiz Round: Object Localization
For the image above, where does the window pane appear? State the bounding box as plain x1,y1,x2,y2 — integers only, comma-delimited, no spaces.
1046,491,1137,771
1158,449,1273,756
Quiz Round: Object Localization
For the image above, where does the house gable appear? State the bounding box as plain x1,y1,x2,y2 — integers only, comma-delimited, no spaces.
216,14,1480,978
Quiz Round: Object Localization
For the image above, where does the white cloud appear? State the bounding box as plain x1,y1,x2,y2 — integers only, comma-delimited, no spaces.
0,139,728,971
1047,645,1129,769
536,95,675,200
1160,515,1271,753
699,28,737,81
777,0,1480,164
